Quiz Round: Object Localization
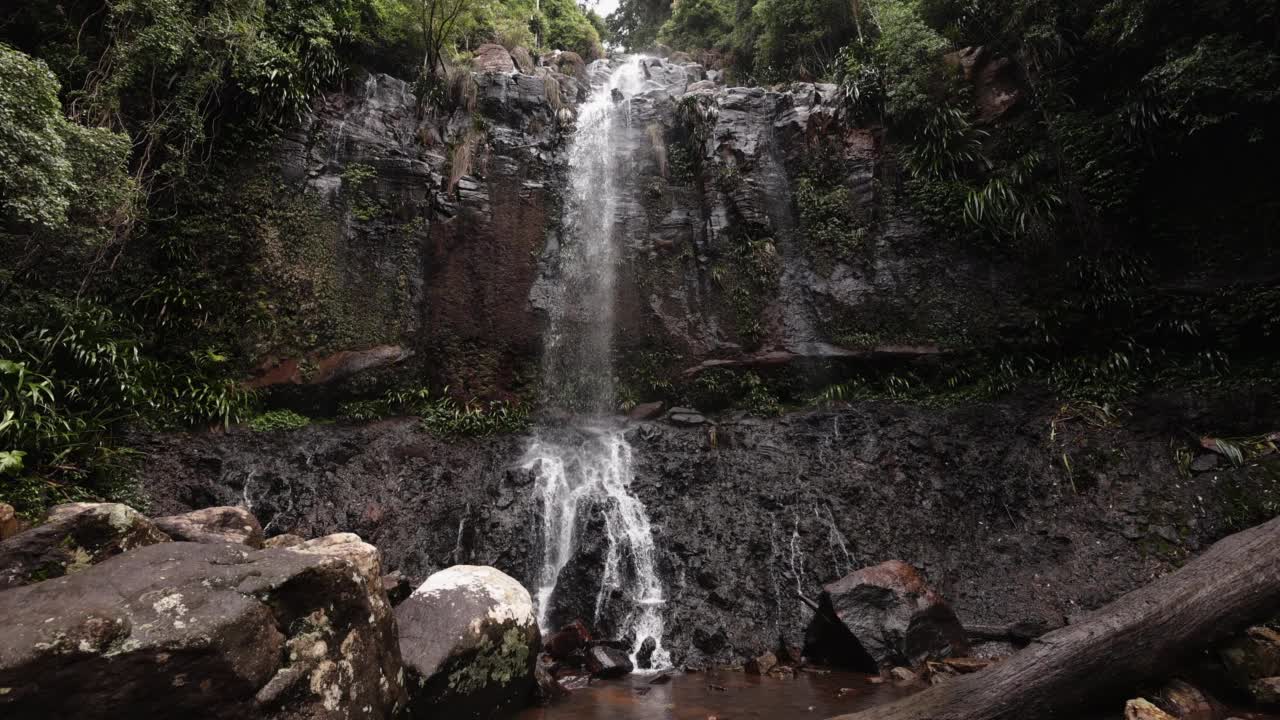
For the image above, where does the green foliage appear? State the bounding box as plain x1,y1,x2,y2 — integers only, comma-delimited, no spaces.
608,0,672,50
338,386,530,436
0,46,137,238
247,408,312,431
752,0,856,80
543,0,605,60
659,0,733,52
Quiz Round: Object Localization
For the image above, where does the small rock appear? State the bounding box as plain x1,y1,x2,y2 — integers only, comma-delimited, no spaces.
1126,698,1178,720
1157,678,1216,719
1190,454,1219,472
1251,676,1280,704
889,667,917,684
0,502,23,539
745,651,778,676
1220,625,1280,690
0,503,170,589
667,407,709,426
628,401,665,421
546,619,592,661
264,533,305,549
381,570,412,606
586,645,633,678
941,657,993,674
152,506,264,548
534,654,568,703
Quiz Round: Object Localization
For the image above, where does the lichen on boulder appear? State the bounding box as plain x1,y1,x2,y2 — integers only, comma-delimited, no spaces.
395,564,540,718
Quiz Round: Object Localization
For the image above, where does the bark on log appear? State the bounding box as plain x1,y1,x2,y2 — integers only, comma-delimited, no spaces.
830,514,1280,720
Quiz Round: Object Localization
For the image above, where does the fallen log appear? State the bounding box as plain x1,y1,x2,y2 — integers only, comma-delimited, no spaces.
830,514,1280,720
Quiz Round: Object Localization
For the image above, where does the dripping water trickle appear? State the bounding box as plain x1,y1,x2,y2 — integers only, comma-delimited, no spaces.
520,57,671,671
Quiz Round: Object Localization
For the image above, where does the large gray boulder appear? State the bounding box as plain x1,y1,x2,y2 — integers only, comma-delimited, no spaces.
153,506,265,548
0,502,170,590
805,560,970,669
396,565,540,718
0,533,406,719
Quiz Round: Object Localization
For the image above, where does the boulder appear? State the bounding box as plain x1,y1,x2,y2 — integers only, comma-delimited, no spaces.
473,43,515,74
542,51,587,83
545,619,592,661
511,46,535,75
264,533,306,548
890,666,919,684
153,506,264,548
0,502,170,590
0,502,24,539
636,636,658,670
0,535,406,719
585,645,633,678
396,565,540,718
745,651,778,675
804,560,969,670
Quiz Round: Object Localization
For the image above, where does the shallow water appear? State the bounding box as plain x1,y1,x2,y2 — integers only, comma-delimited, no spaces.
516,669,917,720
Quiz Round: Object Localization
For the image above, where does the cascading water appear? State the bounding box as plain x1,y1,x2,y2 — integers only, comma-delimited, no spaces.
521,57,671,670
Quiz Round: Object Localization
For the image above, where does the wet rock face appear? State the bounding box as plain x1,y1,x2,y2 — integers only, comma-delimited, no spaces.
0,535,406,720
138,392,1277,671
0,502,170,589
396,565,540,719
805,560,969,669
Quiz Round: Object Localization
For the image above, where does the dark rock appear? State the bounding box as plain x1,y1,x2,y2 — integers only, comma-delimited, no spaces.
473,43,515,74
0,503,170,589
382,570,412,605
396,565,540,719
585,645,633,678
745,650,778,675
153,506,264,548
534,654,568,703
546,619,593,661
637,636,658,670
0,533,406,719
807,560,969,670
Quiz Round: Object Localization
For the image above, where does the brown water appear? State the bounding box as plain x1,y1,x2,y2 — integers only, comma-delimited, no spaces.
517,669,917,720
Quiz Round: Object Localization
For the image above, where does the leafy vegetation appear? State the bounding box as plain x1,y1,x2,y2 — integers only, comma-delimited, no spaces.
339,386,530,437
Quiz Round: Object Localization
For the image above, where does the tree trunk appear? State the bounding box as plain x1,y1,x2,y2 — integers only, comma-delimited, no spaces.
830,514,1280,720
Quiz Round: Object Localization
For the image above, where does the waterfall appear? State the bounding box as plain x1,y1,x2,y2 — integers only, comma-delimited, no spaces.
521,57,671,670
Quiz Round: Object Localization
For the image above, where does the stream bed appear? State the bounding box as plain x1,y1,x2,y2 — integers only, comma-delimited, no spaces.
516,669,917,720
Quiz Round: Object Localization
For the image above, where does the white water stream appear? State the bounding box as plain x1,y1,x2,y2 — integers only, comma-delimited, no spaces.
521,57,671,670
